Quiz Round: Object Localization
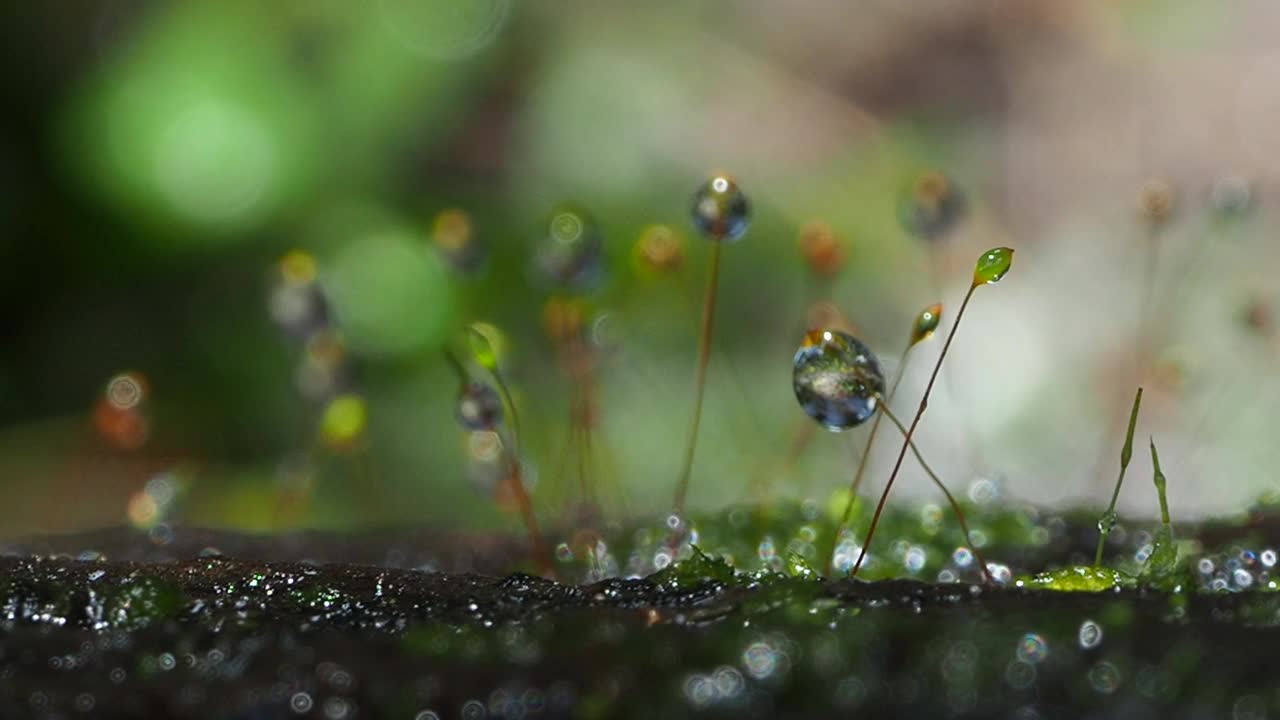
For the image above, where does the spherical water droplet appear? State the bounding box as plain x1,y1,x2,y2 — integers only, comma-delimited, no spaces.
1015,633,1048,664
1234,568,1255,588
1088,661,1122,694
792,330,885,430
456,382,503,430
1261,549,1277,568
1078,620,1103,649
904,546,927,573
691,175,750,243
534,204,604,288
952,547,974,568
898,170,966,241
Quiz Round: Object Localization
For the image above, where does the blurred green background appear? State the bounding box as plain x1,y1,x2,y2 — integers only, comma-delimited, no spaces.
2,0,1278,537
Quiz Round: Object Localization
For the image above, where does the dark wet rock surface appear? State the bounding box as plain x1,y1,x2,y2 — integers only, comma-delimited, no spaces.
3,542,1280,719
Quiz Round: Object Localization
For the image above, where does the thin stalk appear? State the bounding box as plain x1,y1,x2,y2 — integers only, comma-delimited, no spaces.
671,242,723,517
843,340,915,521
875,400,994,584
823,339,913,576
851,284,976,579
501,428,551,577
1094,387,1143,566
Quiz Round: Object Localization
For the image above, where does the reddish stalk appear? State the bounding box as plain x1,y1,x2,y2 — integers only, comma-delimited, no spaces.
851,284,978,580
671,242,723,518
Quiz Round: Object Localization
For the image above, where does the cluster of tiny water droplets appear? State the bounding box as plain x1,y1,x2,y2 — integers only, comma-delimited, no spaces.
1194,547,1280,592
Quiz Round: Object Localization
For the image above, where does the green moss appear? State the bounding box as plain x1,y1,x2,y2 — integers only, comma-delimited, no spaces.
1019,566,1130,592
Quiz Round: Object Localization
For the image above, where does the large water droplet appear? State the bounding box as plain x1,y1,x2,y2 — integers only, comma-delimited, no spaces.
691,175,750,243
792,330,885,430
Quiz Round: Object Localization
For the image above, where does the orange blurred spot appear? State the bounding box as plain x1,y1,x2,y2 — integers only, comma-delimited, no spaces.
797,221,845,276
93,400,149,450
542,296,585,344
127,491,159,529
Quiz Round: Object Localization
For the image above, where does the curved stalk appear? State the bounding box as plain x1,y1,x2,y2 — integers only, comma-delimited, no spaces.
851,284,976,579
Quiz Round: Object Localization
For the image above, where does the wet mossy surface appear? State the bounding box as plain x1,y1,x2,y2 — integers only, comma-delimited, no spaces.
5,501,1280,719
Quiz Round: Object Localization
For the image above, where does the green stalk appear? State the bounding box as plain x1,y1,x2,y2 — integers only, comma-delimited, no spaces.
850,285,975,578
1094,387,1143,567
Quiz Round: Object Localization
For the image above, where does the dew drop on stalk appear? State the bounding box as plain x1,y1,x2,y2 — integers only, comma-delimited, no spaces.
456,382,503,431
534,203,604,288
897,170,966,241
691,175,750,242
792,330,885,430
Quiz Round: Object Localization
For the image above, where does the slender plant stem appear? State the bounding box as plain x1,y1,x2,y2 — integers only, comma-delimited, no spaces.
671,242,723,517
851,284,976,579
1094,387,1143,567
875,401,994,584
501,429,551,577
823,340,914,576
843,341,915,521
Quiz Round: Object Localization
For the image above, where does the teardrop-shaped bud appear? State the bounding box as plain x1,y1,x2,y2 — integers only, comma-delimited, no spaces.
972,247,1014,286
911,303,943,346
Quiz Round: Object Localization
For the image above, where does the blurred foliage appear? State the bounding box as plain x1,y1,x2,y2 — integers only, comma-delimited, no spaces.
0,0,1273,538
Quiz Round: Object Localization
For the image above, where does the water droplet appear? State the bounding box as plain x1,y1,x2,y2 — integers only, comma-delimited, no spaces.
1015,633,1048,664
290,692,314,714
534,204,604,288
911,303,943,345
792,330,884,430
952,547,974,568
691,174,750,243
1261,549,1277,567
1234,568,1255,588
456,382,503,431
742,640,779,679
1088,660,1122,694
972,247,1014,286
1097,510,1118,534
1078,620,1103,649
904,546,927,573
898,170,966,241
